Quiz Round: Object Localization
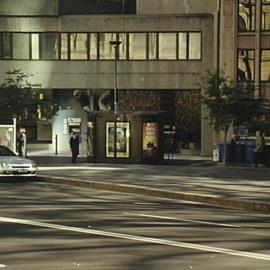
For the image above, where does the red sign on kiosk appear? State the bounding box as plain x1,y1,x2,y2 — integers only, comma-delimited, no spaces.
142,122,159,157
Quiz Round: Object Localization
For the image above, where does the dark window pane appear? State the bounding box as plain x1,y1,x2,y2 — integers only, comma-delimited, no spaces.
238,0,256,31
2,33,11,59
40,33,59,59
261,50,270,81
238,49,255,81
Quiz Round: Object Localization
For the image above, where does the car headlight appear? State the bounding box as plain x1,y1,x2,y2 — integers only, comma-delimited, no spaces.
1,162,11,168
30,161,37,168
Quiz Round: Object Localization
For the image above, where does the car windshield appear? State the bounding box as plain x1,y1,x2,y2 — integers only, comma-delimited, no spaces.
0,146,16,156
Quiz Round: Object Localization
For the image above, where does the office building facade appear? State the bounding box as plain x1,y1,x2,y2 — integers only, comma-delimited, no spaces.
0,1,226,157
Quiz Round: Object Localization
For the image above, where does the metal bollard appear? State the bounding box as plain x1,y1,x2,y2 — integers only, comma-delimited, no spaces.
55,134,58,155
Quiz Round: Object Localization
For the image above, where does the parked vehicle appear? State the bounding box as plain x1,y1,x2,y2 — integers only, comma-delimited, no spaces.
0,145,37,177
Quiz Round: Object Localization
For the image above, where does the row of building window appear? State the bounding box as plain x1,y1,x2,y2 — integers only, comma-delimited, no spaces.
0,32,201,61
239,0,270,31
238,49,270,81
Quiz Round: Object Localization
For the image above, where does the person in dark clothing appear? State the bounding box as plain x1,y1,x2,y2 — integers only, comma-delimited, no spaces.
69,132,79,163
230,134,238,162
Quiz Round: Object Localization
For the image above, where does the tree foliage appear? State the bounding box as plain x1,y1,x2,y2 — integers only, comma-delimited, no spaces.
0,69,41,124
201,70,270,139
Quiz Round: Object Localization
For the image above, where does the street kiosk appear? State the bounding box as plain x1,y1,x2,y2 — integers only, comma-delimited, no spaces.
87,112,164,164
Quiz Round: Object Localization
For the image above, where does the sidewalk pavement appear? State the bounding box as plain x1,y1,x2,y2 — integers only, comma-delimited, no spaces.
30,154,270,214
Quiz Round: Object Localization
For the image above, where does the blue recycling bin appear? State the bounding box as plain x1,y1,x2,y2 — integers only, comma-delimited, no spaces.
219,143,232,162
244,142,255,164
234,142,245,163
219,141,245,163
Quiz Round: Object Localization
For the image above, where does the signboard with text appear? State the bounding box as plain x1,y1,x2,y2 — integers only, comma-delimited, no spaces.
142,122,159,157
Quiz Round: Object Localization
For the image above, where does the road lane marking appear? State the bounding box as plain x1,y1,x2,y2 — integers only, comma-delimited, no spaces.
124,212,243,228
0,264,6,268
0,216,270,261
132,202,159,205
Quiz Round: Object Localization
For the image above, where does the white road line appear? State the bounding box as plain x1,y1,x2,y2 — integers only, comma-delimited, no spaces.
124,212,243,228
0,216,270,261
132,202,158,205
0,264,6,268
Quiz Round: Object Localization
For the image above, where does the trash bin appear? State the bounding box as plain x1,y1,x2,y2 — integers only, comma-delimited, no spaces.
244,142,255,164
235,142,245,163
213,148,219,162
219,143,231,162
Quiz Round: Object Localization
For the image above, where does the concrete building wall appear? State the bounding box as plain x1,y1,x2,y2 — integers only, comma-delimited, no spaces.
0,15,214,91
0,17,58,32
219,0,237,80
137,0,217,15
0,14,211,32
0,60,205,90
59,14,206,32
0,0,58,16
0,13,215,156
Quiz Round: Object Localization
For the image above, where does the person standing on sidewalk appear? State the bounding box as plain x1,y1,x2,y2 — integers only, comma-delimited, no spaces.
17,128,27,158
230,134,238,162
254,131,265,167
69,132,79,163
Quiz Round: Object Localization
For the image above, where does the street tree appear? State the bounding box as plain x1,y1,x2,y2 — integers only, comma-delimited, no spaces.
0,69,41,124
201,70,270,163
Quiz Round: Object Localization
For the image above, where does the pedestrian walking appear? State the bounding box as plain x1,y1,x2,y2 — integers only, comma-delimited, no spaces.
69,132,80,163
167,137,176,160
254,131,265,167
17,128,27,158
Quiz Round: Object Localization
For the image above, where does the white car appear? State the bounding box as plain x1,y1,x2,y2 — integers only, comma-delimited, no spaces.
0,145,38,177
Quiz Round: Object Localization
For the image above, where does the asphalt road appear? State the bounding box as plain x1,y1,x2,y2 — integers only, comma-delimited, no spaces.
0,179,270,269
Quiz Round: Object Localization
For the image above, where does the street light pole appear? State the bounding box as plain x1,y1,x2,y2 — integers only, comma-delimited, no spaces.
121,0,125,14
110,40,121,163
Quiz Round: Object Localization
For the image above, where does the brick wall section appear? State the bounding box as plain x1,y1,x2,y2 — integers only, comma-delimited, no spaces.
118,90,161,111
118,89,201,145
175,90,201,145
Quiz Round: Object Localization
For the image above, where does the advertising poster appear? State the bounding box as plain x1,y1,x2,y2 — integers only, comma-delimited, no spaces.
0,127,15,152
142,122,159,157
106,122,130,158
